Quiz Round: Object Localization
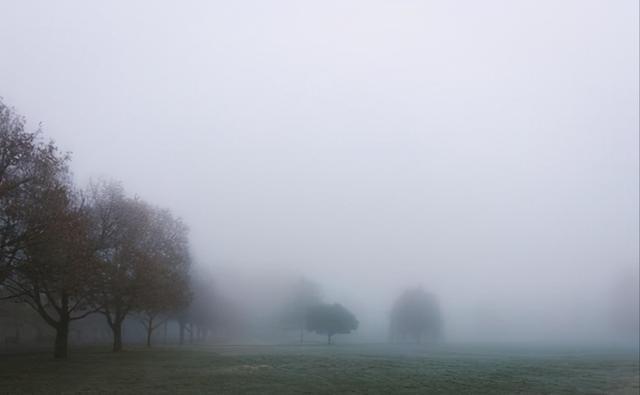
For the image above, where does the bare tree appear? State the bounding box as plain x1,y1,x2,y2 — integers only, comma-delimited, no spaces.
88,180,151,352
4,178,99,358
1,99,195,357
0,100,99,358
0,99,67,295
137,207,191,347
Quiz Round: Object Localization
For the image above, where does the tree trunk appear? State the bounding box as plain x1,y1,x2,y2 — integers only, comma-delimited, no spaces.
300,327,304,344
112,321,123,352
327,333,332,345
146,318,153,348
54,318,70,359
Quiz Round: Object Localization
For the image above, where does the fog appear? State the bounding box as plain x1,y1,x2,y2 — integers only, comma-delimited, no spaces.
2,0,638,345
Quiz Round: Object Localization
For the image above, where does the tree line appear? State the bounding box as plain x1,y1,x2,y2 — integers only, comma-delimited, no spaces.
280,278,442,345
0,99,191,358
1,98,444,357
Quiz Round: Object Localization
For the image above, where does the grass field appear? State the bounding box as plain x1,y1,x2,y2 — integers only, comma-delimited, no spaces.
1,343,638,394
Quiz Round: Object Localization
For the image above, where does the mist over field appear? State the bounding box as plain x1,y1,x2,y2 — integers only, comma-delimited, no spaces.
1,0,638,359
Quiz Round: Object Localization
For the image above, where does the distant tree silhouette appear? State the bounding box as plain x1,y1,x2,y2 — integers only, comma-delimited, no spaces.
306,303,358,344
137,207,191,347
176,273,227,345
389,287,443,343
280,277,322,343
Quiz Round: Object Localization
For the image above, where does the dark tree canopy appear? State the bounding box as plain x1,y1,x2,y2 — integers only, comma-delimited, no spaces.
0,99,102,358
0,99,68,291
389,287,443,343
306,303,358,344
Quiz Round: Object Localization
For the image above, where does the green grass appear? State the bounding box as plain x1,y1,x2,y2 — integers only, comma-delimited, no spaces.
1,343,638,394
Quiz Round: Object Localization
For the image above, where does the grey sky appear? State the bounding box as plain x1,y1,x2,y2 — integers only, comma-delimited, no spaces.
1,0,638,341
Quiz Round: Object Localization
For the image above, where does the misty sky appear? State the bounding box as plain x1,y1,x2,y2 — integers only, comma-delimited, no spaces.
1,1,638,341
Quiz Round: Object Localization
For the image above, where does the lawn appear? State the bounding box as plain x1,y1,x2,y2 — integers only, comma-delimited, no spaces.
0,343,638,394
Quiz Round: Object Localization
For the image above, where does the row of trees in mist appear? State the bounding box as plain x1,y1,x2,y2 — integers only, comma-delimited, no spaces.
0,99,191,358
279,278,442,345
1,98,444,357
